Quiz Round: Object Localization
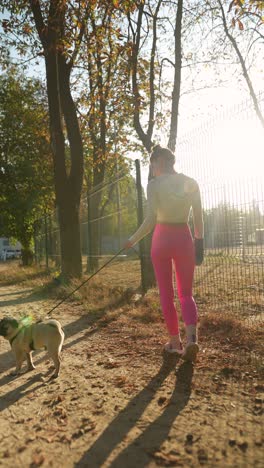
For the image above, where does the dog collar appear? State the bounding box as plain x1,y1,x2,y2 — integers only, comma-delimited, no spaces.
9,327,24,347
9,326,35,351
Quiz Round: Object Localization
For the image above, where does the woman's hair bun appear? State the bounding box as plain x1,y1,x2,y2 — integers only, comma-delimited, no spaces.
152,144,162,155
150,144,175,165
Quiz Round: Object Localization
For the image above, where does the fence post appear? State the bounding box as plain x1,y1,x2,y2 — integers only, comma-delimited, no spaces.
114,121,122,249
241,215,246,262
135,159,156,292
55,206,61,268
87,190,93,272
33,223,38,265
44,214,49,269
135,159,146,292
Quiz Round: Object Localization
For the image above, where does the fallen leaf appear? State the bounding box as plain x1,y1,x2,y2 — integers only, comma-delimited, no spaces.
157,396,167,406
30,453,45,467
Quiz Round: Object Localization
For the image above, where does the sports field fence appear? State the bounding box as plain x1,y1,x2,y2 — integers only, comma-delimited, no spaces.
34,94,264,327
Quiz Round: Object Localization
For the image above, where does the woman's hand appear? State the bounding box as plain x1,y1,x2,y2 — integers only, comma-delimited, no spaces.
194,238,204,266
123,239,133,250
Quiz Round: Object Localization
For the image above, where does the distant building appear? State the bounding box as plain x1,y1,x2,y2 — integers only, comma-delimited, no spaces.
247,228,264,245
256,228,264,245
0,237,10,254
0,237,22,258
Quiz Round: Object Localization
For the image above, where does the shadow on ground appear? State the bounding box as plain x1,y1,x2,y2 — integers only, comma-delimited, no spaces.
76,358,193,468
0,373,44,412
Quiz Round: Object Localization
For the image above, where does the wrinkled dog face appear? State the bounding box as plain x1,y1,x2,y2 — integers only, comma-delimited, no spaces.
0,317,19,338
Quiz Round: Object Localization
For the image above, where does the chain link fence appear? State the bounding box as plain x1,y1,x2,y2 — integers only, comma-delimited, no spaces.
34,168,143,290
177,94,264,323
34,95,264,323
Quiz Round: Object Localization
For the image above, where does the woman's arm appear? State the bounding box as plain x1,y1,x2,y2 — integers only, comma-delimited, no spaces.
191,182,204,239
126,181,157,247
190,181,204,265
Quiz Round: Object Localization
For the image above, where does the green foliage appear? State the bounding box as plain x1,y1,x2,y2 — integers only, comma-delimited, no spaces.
99,173,138,237
0,69,54,258
75,3,138,188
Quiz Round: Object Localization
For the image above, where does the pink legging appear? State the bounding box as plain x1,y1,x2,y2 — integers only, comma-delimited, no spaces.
151,223,198,335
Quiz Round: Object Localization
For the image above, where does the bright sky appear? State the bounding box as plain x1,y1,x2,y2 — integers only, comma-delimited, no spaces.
1,6,263,211
136,89,264,215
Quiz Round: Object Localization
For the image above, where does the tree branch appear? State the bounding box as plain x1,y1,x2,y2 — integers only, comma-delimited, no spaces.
147,0,162,141
29,0,47,47
218,0,264,128
130,3,153,152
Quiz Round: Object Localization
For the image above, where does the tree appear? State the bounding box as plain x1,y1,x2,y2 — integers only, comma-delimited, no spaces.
217,0,264,128
191,0,264,127
76,2,136,271
30,0,85,278
1,0,138,277
0,71,54,265
93,172,138,251
128,0,162,153
168,0,183,151
1,0,90,277
127,0,187,287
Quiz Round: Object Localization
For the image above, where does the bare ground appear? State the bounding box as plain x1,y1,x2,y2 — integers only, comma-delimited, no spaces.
0,262,263,468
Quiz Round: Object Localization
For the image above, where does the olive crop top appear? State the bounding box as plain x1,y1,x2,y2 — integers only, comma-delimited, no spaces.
129,173,203,246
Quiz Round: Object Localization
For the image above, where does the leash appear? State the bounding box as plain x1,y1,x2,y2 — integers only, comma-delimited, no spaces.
46,247,126,316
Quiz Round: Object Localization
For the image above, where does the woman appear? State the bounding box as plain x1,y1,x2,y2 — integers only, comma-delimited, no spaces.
124,145,204,362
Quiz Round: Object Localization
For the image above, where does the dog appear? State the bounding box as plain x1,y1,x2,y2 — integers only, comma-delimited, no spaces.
0,316,64,378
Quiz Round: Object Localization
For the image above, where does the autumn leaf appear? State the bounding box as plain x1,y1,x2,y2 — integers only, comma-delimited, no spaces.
228,1,235,13
237,19,244,30
30,453,45,467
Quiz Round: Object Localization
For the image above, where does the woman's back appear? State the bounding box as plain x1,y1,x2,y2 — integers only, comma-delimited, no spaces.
149,172,199,224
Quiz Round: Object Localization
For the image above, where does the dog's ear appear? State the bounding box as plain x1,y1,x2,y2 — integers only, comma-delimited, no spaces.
2,317,19,328
11,319,19,328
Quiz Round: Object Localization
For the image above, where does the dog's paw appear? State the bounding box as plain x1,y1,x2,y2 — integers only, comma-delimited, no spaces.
49,373,59,381
27,365,36,372
10,370,20,377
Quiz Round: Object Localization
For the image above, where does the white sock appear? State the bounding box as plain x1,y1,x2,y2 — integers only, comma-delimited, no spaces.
170,334,182,349
186,325,198,344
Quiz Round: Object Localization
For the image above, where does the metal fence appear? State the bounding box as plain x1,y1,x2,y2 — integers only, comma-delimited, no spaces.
176,93,264,323
34,95,264,323
34,168,143,291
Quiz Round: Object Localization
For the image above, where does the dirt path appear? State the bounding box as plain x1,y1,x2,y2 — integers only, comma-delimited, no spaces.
0,268,263,467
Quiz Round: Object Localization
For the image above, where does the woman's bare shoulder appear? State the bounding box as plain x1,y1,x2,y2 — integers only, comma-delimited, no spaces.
181,174,199,193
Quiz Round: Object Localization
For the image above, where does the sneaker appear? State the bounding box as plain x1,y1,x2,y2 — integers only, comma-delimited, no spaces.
183,342,199,362
164,342,184,356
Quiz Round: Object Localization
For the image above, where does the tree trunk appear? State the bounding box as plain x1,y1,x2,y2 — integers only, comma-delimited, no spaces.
135,159,156,291
129,5,161,290
87,167,104,273
87,192,101,273
21,248,34,266
58,198,82,277
85,27,107,272
168,0,183,152
21,236,34,266
44,53,82,278
58,56,83,277
30,0,84,279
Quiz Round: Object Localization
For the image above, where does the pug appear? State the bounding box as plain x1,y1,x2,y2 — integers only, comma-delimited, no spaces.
0,316,64,378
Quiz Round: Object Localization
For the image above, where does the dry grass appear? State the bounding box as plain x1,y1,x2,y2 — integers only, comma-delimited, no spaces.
0,261,53,287
2,255,263,315
1,258,263,343
0,261,263,467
